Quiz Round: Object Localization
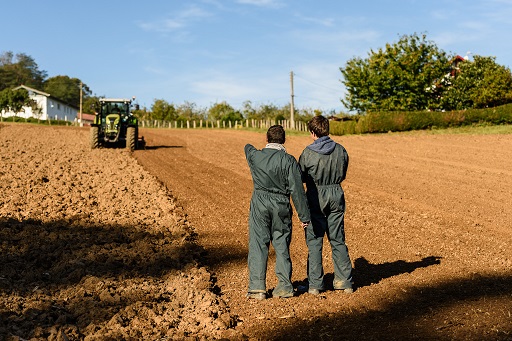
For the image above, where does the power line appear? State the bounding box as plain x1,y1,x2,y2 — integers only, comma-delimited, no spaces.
293,73,341,93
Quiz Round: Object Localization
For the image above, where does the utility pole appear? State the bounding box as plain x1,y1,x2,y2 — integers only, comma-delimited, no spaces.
290,71,295,129
79,81,83,127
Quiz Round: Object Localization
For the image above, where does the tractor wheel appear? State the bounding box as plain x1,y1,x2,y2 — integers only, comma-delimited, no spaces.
127,127,136,151
90,126,100,149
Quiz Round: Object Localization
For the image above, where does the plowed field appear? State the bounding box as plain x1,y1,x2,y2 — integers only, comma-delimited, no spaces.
1,124,511,340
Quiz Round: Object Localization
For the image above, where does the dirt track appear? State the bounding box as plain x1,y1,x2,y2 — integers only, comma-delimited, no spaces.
134,128,512,340
1,124,512,340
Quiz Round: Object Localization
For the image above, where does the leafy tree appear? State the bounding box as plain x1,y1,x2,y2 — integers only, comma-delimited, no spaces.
440,55,512,110
340,33,450,112
132,107,149,121
43,75,91,107
242,100,256,119
0,51,47,91
208,101,242,122
254,103,279,120
28,98,43,122
295,107,317,123
82,96,101,114
0,88,30,121
0,89,10,121
176,101,206,120
152,99,178,121
274,103,291,122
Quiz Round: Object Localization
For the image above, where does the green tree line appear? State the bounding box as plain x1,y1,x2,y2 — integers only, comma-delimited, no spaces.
139,99,323,125
3,32,512,126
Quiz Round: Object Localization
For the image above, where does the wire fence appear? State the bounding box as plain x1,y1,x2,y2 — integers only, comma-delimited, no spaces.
0,115,309,131
139,119,308,131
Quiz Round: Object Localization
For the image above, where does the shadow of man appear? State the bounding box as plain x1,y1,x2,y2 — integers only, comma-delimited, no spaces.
351,256,442,289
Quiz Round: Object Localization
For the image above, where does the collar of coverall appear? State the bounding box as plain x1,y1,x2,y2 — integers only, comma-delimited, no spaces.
264,143,287,152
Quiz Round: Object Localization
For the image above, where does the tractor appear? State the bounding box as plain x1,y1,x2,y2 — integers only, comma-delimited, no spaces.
90,97,140,151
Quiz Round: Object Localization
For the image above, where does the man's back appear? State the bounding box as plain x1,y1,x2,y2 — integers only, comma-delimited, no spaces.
245,144,310,223
245,145,295,194
299,143,349,188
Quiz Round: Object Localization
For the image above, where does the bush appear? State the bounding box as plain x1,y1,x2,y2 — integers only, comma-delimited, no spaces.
329,104,512,135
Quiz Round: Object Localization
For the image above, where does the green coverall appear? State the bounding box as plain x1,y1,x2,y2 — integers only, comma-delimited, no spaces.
299,141,353,291
245,144,310,296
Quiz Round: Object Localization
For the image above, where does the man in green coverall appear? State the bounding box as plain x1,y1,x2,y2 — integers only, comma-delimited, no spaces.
298,115,354,295
245,125,311,300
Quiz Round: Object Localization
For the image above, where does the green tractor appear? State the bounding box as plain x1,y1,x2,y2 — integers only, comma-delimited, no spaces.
90,98,140,151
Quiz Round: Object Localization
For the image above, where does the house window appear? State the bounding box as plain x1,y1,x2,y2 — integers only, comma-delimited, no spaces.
57,103,61,110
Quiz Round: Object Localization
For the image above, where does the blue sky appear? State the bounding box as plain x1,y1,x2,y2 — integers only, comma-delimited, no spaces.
2,0,512,112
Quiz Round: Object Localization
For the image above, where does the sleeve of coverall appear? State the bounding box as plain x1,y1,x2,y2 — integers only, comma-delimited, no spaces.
244,144,256,165
288,158,311,223
341,147,349,182
298,150,307,183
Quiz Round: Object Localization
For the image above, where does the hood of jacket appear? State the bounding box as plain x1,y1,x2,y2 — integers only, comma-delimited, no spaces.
306,136,336,155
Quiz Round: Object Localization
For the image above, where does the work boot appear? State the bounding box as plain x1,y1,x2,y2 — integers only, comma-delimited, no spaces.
333,279,353,293
308,288,321,295
296,285,308,293
246,292,266,300
297,284,322,295
272,289,294,298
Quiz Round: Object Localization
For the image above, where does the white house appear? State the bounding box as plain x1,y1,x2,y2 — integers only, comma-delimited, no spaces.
2,85,78,122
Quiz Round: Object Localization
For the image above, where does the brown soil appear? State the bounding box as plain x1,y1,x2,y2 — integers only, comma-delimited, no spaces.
1,124,511,340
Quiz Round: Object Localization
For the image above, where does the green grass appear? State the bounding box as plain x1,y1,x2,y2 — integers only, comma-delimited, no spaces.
396,124,512,136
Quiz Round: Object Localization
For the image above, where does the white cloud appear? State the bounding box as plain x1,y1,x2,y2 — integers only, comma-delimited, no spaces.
294,13,335,27
191,74,273,107
138,4,212,33
236,0,284,8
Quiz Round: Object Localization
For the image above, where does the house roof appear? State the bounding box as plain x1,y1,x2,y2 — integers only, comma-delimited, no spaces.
13,85,79,110
13,85,51,97
78,113,96,121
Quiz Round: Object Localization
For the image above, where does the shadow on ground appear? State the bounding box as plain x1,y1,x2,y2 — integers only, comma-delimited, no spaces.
144,145,184,150
272,273,512,341
0,217,199,289
353,256,442,288
0,216,206,339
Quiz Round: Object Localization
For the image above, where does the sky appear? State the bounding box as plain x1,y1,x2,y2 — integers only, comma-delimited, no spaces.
2,0,512,113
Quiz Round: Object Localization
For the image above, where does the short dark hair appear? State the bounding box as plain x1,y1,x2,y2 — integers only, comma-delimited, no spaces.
308,115,329,137
267,125,286,144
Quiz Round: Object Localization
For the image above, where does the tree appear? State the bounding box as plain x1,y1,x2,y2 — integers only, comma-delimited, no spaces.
151,99,177,121
255,103,279,120
0,89,9,122
440,55,512,110
176,101,206,121
28,98,43,122
0,51,47,91
242,100,256,119
43,75,91,107
208,101,242,122
82,96,100,114
0,88,30,121
340,33,451,112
